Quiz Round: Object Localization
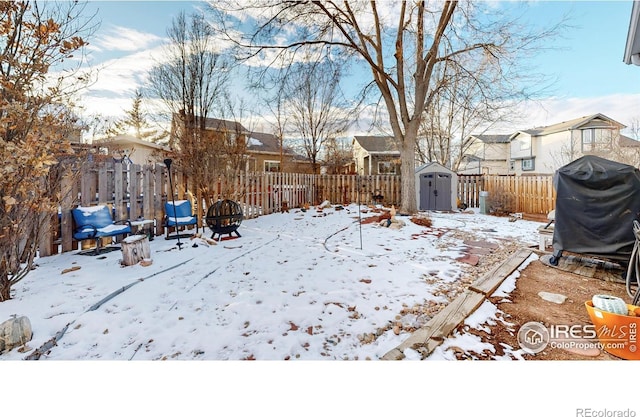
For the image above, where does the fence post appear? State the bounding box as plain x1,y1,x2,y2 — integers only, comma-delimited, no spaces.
60,172,75,253
38,211,53,257
155,163,165,236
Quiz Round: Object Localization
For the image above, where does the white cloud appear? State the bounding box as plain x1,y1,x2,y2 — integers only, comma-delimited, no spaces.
89,25,163,53
86,49,161,96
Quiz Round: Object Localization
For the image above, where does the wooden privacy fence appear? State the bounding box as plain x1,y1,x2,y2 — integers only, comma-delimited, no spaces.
38,162,556,258
40,161,401,257
457,174,556,215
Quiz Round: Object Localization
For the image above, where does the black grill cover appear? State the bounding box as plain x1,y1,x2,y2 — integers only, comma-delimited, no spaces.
552,155,640,261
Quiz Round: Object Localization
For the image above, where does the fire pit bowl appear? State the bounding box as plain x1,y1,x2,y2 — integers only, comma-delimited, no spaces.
205,199,243,241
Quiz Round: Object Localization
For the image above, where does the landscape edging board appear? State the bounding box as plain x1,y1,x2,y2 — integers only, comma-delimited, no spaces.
381,247,533,360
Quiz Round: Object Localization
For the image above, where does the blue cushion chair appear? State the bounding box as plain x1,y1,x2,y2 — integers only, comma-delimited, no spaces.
71,205,132,254
164,200,199,239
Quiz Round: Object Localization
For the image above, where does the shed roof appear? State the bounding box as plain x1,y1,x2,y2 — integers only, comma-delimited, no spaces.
414,161,456,174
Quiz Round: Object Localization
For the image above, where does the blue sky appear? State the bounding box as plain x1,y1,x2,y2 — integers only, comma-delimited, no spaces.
522,1,638,97
75,1,640,134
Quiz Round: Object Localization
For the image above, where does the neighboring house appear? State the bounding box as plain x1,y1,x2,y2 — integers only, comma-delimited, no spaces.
508,113,630,175
625,0,640,65
459,134,511,175
169,114,250,154
93,134,170,165
352,135,401,175
246,131,313,174
170,114,312,173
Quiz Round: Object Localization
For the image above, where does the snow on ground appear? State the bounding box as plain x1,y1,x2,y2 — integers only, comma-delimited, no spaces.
0,204,542,361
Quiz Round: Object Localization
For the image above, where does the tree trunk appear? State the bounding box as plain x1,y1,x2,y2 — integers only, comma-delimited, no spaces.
121,235,151,266
400,138,417,214
0,278,11,302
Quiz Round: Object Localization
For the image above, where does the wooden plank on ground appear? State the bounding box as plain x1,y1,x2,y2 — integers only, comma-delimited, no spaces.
393,289,485,354
469,248,532,296
423,290,485,341
382,247,534,361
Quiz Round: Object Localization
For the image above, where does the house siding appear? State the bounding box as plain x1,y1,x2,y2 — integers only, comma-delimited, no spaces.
535,131,570,174
352,139,400,175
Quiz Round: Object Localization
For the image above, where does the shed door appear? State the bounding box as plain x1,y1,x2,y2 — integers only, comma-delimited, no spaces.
420,172,452,211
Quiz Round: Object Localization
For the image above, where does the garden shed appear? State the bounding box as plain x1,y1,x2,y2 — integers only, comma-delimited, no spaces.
415,162,458,211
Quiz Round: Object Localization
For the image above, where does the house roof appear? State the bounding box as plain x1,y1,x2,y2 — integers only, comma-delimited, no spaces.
93,134,169,151
173,113,250,134
620,133,640,147
247,131,311,162
469,134,511,144
510,114,625,138
353,135,399,154
625,0,640,65
247,131,283,153
202,117,249,134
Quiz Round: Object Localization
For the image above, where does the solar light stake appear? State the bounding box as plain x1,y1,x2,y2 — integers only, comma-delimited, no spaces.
357,174,363,250
164,158,183,250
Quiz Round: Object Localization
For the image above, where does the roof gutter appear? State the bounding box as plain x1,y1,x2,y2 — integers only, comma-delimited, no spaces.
624,1,640,65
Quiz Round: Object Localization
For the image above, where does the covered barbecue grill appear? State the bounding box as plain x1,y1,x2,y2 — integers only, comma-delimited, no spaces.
205,200,243,241
549,155,640,266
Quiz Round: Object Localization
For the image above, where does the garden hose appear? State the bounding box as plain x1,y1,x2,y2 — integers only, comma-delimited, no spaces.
625,220,640,306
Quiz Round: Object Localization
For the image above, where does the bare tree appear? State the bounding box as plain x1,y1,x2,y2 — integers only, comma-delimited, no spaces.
282,56,356,174
260,76,290,172
209,1,564,213
417,52,535,171
0,1,95,301
629,117,640,140
323,137,353,174
147,10,230,206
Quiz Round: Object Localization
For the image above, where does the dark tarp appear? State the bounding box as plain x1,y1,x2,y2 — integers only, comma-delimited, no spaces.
552,155,640,262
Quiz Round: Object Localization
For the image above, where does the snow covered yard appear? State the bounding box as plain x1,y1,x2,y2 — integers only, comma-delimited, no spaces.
0,204,542,360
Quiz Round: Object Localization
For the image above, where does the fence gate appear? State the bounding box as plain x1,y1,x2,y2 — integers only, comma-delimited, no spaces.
419,172,452,211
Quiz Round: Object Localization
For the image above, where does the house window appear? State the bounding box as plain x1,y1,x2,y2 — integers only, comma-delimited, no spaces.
582,129,593,151
519,137,531,151
521,158,535,171
582,128,612,152
264,160,280,172
378,161,396,174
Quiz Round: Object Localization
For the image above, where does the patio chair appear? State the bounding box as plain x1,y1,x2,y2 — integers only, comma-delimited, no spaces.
164,200,199,239
71,205,132,255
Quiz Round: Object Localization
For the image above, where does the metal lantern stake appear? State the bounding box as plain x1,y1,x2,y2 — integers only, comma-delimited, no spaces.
164,158,183,250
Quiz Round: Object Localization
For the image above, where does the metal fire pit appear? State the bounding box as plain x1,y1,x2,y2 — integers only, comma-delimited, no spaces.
205,200,243,241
